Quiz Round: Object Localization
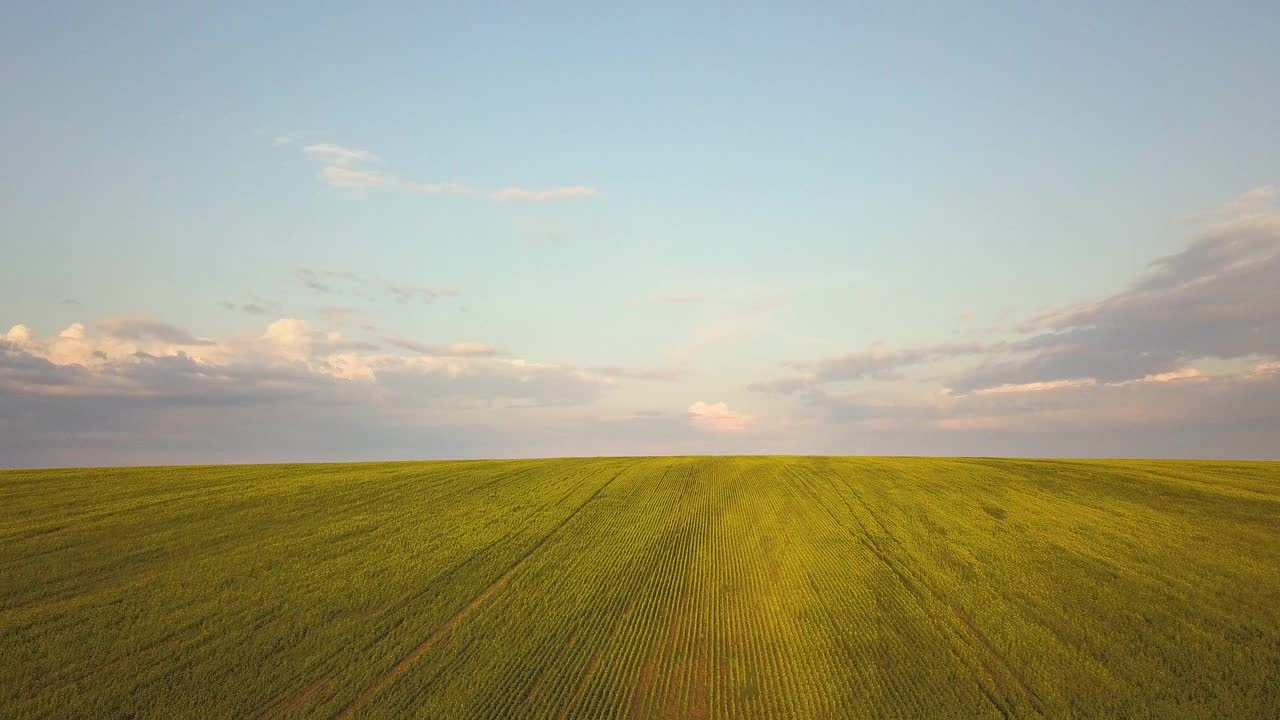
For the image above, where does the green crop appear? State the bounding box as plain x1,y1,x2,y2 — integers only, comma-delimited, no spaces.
2,457,1278,718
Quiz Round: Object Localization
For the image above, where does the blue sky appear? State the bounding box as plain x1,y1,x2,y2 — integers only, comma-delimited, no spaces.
3,3,1280,465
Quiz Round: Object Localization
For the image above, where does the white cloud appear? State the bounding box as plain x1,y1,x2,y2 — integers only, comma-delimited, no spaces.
489,186,597,202
302,143,396,192
687,400,753,432
302,143,379,166
319,164,398,190
294,140,596,201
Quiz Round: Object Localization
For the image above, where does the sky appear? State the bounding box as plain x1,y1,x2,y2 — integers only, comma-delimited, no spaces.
3,2,1280,466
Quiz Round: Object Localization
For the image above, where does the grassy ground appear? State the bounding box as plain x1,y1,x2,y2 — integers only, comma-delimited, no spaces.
2,456,1278,719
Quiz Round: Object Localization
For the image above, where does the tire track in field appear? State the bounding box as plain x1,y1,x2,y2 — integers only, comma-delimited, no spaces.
347,464,580,640
254,465,583,719
336,460,640,720
814,463,1047,717
259,679,331,720
843,470,1048,717
783,463,1019,719
770,465,905,715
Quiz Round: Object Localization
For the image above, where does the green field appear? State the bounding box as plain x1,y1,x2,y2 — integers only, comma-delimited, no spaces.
2,457,1278,719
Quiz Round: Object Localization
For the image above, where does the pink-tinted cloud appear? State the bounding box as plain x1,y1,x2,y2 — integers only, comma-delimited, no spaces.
971,378,1097,395
0,318,605,404
446,342,497,357
687,400,753,432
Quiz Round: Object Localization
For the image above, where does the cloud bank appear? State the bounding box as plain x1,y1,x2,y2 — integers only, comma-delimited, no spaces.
748,187,1280,453
0,317,632,466
5,187,1280,465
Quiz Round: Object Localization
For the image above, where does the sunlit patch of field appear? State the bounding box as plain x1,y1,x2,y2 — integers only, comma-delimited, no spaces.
2,457,1278,718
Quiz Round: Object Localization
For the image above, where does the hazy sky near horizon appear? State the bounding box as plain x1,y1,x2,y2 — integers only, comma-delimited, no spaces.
4,3,1280,466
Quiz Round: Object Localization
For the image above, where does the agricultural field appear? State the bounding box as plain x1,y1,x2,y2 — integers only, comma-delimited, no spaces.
2,457,1279,719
